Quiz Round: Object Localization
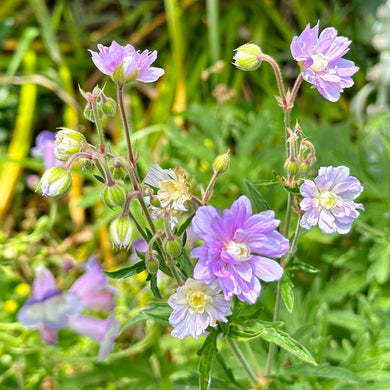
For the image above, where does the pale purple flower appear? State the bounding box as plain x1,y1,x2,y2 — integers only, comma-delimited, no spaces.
68,315,120,361
290,22,359,102
168,278,232,339
31,131,63,169
191,196,289,304
70,257,117,311
17,267,83,342
89,41,164,84
300,165,364,234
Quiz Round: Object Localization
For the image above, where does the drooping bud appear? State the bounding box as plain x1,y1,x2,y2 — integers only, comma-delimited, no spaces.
109,217,134,249
83,103,95,123
37,167,72,198
79,158,94,171
233,43,262,71
145,250,159,274
163,237,183,258
54,128,86,161
100,181,127,209
212,149,230,175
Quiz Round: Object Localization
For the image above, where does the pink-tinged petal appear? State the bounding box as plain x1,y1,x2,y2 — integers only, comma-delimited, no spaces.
192,205,221,238
32,267,59,300
300,180,318,198
224,195,253,229
290,22,319,60
137,67,165,83
238,277,261,304
318,209,336,233
251,256,284,282
300,208,320,230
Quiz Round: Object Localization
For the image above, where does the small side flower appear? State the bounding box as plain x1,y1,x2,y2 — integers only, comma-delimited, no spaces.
168,279,232,339
290,22,359,102
300,165,364,234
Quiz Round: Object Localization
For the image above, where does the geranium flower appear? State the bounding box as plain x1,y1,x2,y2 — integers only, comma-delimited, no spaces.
17,267,83,344
144,164,192,211
89,41,164,84
300,165,364,234
168,278,232,339
191,196,289,304
31,131,63,169
290,22,359,102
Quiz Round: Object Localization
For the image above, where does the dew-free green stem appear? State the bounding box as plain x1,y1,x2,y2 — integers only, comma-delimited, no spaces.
91,99,106,152
226,337,258,385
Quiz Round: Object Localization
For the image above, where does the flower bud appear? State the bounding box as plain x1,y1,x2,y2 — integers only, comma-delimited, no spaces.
79,158,94,171
99,97,117,117
112,166,127,180
233,43,262,71
100,181,127,208
213,150,230,175
37,167,72,198
55,128,85,161
145,251,159,275
109,217,134,249
163,237,182,258
284,158,300,177
83,103,95,123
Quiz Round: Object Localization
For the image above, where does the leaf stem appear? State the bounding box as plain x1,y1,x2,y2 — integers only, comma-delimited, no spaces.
226,337,258,385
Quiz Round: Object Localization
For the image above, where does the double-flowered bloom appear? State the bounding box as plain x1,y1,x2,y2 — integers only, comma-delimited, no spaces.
168,279,232,339
18,258,119,361
89,41,164,84
191,196,289,304
300,166,364,234
290,22,359,102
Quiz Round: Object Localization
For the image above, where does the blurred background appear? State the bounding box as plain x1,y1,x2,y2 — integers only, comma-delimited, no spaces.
1,0,390,389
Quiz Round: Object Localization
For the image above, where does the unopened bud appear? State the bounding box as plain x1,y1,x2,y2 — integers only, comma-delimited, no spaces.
145,251,159,274
213,150,230,174
163,237,182,258
109,217,134,249
54,128,85,161
79,158,94,171
99,97,117,116
112,166,127,180
37,167,72,198
100,181,127,208
284,159,300,177
233,43,262,71
83,103,95,123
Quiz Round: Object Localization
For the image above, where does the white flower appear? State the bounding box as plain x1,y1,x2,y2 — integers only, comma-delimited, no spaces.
168,279,232,339
144,164,192,211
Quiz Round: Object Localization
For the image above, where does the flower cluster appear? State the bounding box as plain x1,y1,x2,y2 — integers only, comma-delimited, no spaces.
18,258,119,361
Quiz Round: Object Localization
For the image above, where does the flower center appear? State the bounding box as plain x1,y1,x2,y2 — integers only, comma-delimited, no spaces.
316,191,342,210
225,241,251,262
186,290,211,313
310,53,328,73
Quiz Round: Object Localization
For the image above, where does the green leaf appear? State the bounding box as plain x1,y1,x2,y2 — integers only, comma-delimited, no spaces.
121,302,171,333
103,261,146,279
197,328,218,390
231,320,316,365
244,180,270,212
93,174,105,184
251,179,280,186
176,250,194,278
280,274,294,313
148,273,162,299
368,239,390,284
285,363,366,385
176,213,195,236
286,260,319,274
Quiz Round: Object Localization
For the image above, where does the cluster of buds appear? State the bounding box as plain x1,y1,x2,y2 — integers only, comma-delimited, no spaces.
80,85,117,123
283,123,316,184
